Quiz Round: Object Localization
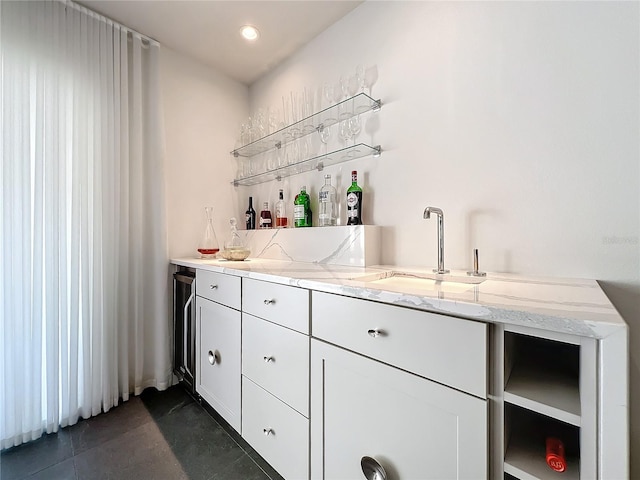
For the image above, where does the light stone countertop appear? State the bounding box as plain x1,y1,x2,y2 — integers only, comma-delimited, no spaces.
171,257,626,339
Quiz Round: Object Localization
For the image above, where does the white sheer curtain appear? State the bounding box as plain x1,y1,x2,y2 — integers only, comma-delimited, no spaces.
0,0,170,449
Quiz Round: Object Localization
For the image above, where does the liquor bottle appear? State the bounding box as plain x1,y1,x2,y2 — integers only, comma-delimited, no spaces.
275,189,288,228
259,202,272,229
294,186,311,227
318,174,337,226
346,170,363,225
245,196,256,230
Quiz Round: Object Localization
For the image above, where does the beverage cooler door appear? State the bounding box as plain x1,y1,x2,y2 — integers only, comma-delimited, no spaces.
173,269,196,394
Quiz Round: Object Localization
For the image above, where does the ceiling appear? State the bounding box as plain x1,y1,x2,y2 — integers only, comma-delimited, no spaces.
79,1,363,85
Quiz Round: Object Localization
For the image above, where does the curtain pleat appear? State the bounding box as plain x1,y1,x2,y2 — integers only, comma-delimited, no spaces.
0,0,169,449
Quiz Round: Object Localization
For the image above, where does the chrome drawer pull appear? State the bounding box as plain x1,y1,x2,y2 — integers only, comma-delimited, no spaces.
263,299,275,305
208,350,219,365
263,428,274,436
367,329,384,338
209,284,218,290
263,356,274,363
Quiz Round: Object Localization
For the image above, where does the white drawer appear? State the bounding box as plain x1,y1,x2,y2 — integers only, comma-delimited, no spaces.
242,377,309,480
242,278,309,334
242,313,309,417
312,291,487,398
196,269,241,310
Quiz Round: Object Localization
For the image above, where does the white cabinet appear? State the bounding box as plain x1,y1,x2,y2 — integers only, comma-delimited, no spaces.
241,278,311,479
311,291,488,480
311,339,487,480
196,270,241,432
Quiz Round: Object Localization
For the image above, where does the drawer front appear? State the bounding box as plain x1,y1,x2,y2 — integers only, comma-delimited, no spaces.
242,313,309,417
312,291,487,398
197,297,241,432
196,270,241,310
242,278,310,334
242,377,309,480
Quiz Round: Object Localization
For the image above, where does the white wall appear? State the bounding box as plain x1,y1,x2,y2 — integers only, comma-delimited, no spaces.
246,0,640,471
160,47,248,258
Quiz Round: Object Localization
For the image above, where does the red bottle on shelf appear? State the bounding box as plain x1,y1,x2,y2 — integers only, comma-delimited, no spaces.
545,437,566,472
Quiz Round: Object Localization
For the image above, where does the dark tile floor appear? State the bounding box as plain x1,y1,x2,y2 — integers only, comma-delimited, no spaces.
1,385,284,480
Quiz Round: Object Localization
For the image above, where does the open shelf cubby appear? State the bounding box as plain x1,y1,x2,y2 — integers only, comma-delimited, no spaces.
504,332,580,426
504,404,580,480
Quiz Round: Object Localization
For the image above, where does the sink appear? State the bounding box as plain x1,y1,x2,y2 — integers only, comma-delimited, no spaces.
350,270,485,294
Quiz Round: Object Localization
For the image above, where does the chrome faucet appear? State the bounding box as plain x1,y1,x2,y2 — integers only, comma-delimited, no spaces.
423,206,449,274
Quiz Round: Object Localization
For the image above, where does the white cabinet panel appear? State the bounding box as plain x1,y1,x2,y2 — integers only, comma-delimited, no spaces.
242,313,309,417
311,339,487,480
243,377,309,480
243,278,310,334
197,297,241,432
196,269,241,310
312,291,487,398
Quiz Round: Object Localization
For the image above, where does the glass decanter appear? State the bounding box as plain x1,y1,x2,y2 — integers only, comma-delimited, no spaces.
221,218,251,261
197,206,220,258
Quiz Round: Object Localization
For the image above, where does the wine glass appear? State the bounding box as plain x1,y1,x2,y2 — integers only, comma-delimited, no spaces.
338,120,353,148
356,64,365,93
318,124,330,157
348,115,362,157
364,65,379,97
323,83,338,125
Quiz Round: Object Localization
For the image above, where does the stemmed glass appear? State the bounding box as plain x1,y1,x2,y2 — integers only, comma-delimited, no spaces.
318,124,330,158
349,115,361,151
338,120,353,156
323,83,337,125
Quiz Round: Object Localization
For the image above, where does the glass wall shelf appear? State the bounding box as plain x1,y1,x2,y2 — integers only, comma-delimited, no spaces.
232,143,382,187
231,93,381,159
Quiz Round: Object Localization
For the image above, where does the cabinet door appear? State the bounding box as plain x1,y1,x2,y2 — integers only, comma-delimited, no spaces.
311,339,487,480
197,297,241,432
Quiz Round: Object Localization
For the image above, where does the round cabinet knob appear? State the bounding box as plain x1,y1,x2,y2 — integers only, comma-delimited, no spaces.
367,329,384,338
263,356,274,363
208,350,219,365
209,284,218,290
263,428,274,436
263,299,275,305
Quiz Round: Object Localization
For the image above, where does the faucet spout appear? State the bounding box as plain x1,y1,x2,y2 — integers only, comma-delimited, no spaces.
423,206,449,274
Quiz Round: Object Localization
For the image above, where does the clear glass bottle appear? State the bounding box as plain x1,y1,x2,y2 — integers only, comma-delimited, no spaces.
346,170,363,225
259,202,272,229
275,189,288,228
197,206,220,258
319,174,337,226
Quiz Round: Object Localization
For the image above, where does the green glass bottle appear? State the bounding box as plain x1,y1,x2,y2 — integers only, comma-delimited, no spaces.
346,170,363,225
294,186,311,227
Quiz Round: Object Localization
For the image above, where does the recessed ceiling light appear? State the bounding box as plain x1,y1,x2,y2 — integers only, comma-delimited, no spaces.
240,25,259,41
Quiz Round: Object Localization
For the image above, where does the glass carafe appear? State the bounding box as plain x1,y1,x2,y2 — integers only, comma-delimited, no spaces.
197,206,220,258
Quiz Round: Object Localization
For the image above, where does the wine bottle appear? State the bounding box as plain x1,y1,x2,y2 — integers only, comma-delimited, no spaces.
259,202,272,229
245,196,256,230
294,186,311,227
319,174,337,227
346,170,363,225
275,189,288,228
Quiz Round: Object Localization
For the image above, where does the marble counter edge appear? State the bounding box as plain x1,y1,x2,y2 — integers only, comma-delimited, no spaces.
171,258,627,340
